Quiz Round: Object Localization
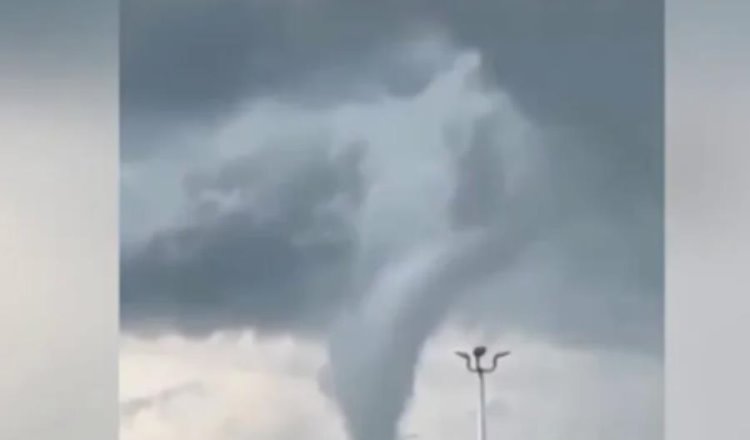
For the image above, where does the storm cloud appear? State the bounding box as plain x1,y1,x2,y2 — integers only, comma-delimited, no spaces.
120,0,662,362
122,50,661,353
122,0,661,156
122,140,366,335
122,3,663,438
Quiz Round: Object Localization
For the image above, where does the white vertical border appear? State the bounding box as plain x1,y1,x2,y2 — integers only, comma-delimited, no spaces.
667,0,750,439
0,1,118,439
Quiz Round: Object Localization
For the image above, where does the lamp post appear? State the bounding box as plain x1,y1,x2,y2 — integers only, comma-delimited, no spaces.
456,346,510,440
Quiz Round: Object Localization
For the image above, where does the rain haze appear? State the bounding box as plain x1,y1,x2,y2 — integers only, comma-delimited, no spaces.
120,1,663,440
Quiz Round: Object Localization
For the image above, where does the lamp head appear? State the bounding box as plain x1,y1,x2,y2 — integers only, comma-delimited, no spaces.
473,346,487,358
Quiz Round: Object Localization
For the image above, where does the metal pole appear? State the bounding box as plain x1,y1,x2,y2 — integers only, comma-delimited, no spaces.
477,369,487,440
455,346,510,440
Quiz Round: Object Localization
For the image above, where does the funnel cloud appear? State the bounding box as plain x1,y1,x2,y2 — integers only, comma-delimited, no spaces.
121,1,663,440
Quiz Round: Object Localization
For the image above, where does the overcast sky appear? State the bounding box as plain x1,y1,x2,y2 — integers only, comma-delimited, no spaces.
120,1,663,440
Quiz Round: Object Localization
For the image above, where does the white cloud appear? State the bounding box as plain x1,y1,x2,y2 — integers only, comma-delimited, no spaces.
120,327,661,440
120,333,344,440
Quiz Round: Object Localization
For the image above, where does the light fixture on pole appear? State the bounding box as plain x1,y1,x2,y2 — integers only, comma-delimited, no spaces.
456,346,510,440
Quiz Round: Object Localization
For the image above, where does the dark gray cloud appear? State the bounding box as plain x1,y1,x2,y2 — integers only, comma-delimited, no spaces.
450,115,507,230
121,141,366,335
121,0,428,153
122,114,661,353
448,114,662,353
122,0,661,157
121,0,662,353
